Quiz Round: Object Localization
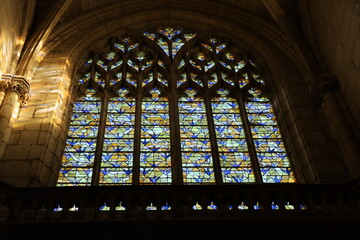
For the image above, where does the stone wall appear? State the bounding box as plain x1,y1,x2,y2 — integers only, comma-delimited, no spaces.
301,0,360,133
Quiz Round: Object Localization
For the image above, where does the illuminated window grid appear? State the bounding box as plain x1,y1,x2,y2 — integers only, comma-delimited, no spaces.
140,96,171,184
245,97,295,183
179,95,215,184
211,97,255,183
100,94,136,185
58,94,101,186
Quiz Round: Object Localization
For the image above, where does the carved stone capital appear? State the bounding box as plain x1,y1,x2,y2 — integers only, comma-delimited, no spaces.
0,74,30,105
311,75,339,106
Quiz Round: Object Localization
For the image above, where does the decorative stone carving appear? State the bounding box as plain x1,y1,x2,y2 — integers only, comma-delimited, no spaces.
0,74,30,105
311,75,339,106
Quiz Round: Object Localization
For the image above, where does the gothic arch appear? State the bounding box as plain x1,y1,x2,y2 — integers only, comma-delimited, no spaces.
6,1,348,187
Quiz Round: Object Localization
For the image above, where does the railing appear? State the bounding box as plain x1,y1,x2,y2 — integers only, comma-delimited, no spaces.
0,181,359,224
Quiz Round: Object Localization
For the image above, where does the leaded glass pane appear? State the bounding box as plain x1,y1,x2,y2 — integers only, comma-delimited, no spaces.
57,168,93,186
246,92,295,183
179,89,215,184
211,91,254,183
100,88,135,185
140,88,171,184
58,90,99,186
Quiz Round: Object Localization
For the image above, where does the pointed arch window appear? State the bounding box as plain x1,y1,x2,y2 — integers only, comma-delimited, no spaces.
57,27,296,186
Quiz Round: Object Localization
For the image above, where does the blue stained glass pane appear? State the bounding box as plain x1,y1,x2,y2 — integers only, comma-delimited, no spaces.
245,102,272,113
257,152,290,167
181,139,211,152
251,126,281,138
105,126,134,138
217,139,248,152
183,167,215,183
107,102,136,113
141,126,170,138
99,168,132,185
65,138,97,152
159,28,181,39
182,152,213,167
157,38,169,56
180,126,209,138
142,101,169,113
178,102,206,113
62,152,94,167
213,114,242,125
140,152,171,167
211,101,239,113
214,125,245,138
140,138,171,152
260,168,295,183
222,168,255,183
140,167,172,184
68,125,98,138
73,101,101,113
107,114,135,125
101,152,133,167
254,139,285,152
141,113,169,125
103,139,134,152
247,113,276,125
57,168,93,186
179,114,207,125
172,39,185,57
71,112,100,126
219,152,251,167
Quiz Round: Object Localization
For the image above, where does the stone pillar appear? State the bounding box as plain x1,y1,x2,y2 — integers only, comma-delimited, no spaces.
313,75,360,179
0,74,30,158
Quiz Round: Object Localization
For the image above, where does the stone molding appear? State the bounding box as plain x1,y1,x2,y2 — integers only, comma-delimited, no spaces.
0,74,30,105
311,75,339,106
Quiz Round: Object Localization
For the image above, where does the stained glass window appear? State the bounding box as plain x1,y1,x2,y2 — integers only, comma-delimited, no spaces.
58,27,295,186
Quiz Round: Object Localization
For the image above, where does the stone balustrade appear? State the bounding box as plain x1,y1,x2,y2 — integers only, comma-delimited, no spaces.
0,181,359,224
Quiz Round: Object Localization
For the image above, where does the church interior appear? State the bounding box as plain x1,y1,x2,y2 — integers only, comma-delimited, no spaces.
0,0,359,238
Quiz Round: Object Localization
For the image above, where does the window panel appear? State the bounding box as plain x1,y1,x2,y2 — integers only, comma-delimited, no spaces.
179,89,214,184
140,88,171,184
101,152,133,167
222,168,255,183
99,168,132,185
212,94,254,183
183,167,215,184
246,97,295,183
61,152,94,167
100,88,136,185
57,167,93,186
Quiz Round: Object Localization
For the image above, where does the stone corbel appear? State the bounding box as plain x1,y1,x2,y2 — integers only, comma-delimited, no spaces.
311,75,339,106
0,74,30,106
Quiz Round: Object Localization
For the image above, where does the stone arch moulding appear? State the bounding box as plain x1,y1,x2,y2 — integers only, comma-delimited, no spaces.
4,4,348,187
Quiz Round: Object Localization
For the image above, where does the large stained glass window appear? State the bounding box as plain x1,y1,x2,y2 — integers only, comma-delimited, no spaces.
58,27,295,186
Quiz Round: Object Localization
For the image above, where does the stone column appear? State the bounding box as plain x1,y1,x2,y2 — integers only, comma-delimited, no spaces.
0,74,30,158
313,75,360,178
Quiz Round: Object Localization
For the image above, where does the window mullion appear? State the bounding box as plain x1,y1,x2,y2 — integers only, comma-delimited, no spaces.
236,95,263,184
204,95,223,184
168,65,183,184
132,74,142,185
91,94,109,186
